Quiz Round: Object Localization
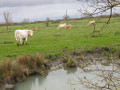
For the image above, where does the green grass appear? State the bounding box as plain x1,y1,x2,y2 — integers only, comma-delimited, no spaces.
0,17,120,60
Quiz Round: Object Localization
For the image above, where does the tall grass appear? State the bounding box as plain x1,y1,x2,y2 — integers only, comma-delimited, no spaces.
0,54,49,84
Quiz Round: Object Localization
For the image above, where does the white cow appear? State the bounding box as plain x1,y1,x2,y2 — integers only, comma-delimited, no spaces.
57,23,66,29
88,21,96,26
15,30,34,46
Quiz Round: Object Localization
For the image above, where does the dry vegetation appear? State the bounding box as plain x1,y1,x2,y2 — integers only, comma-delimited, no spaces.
0,53,49,87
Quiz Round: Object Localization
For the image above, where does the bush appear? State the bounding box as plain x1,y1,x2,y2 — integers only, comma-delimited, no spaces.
34,53,47,68
67,59,76,67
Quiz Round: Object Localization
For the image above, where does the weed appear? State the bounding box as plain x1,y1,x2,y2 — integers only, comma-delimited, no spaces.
67,59,76,67
45,52,62,60
12,63,28,81
17,54,30,66
87,48,93,52
62,55,71,63
34,53,47,68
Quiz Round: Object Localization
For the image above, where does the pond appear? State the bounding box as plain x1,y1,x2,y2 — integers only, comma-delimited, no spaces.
15,67,90,90
15,64,119,90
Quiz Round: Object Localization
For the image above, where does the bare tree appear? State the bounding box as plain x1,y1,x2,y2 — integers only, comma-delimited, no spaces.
69,66,120,89
63,10,70,22
3,12,12,30
78,0,120,35
22,18,29,24
22,18,29,28
68,50,120,89
45,17,50,27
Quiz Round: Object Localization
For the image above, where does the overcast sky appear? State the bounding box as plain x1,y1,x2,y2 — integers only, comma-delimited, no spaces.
0,0,85,23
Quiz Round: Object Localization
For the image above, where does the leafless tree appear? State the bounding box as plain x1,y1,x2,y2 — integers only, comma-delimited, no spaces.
45,17,50,27
63,10,69,22
3,12,12,30
68,46,120,89
68,64,120,90
22,18,29,24
22,18,29,28
78,0,120,35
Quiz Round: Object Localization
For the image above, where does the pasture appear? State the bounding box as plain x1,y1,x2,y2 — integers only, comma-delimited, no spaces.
0,17,120,60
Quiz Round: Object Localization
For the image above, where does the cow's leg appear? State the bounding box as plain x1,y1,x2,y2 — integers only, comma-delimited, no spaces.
20,39,22,46
25,38,28,45
16,38,19,46
22,38,25,45
17,40,19,46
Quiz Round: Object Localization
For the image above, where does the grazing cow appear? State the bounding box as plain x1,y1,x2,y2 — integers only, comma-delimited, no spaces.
57,23,66,29
88,21,96,26
15,30,34,46
35,27,38,32
66,24,71,29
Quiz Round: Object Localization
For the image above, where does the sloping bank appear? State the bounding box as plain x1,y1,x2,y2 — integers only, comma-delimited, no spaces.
0,46,120,90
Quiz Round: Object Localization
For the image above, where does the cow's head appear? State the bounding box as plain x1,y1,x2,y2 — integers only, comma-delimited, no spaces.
28,30,34,36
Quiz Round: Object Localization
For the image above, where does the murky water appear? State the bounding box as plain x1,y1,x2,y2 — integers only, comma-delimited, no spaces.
15,67,90,90
15,64,119,90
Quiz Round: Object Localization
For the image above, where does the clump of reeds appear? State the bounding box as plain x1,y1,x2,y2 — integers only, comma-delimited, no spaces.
17,54,36,70
17,54,30,66
34,53,48,69
0,60,29,83
0,60,13,83
12,62,29,81
0,53,49,85
17,53,49,70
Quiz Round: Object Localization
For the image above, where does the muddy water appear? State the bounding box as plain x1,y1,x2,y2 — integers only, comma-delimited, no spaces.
15,68,90,90
15,65,117,90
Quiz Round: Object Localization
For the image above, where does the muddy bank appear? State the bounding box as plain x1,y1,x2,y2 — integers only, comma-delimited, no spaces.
49,47,120,70
0,47,120,90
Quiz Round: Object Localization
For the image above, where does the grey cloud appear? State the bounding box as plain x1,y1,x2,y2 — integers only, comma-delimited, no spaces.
0,2,82,23
0,0,78,8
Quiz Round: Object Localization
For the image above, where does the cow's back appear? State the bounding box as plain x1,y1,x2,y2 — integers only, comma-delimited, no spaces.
15,30,28,39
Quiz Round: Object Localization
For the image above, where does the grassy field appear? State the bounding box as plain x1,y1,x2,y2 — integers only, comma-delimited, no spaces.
0,17,120,60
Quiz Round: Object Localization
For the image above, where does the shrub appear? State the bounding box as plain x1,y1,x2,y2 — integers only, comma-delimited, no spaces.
17,54,30,66
12,62,28,81
0,60,13,80
34,53,47,68
62,55,71,63
67,59,76,67
45,52,62,60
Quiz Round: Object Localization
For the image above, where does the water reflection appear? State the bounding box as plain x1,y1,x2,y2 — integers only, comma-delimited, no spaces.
15,64,119,90
65,67,77,74
15,68,88,90
31,75,47,90
15,75,48,90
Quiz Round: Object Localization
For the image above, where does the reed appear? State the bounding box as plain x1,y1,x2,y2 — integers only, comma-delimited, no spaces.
0,53,49,84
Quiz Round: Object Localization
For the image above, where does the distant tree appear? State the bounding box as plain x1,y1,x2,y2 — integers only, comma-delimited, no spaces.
22,18,29,28
63,10,69,22
22,18,29,24
45,17,50,27
3,12,12,30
